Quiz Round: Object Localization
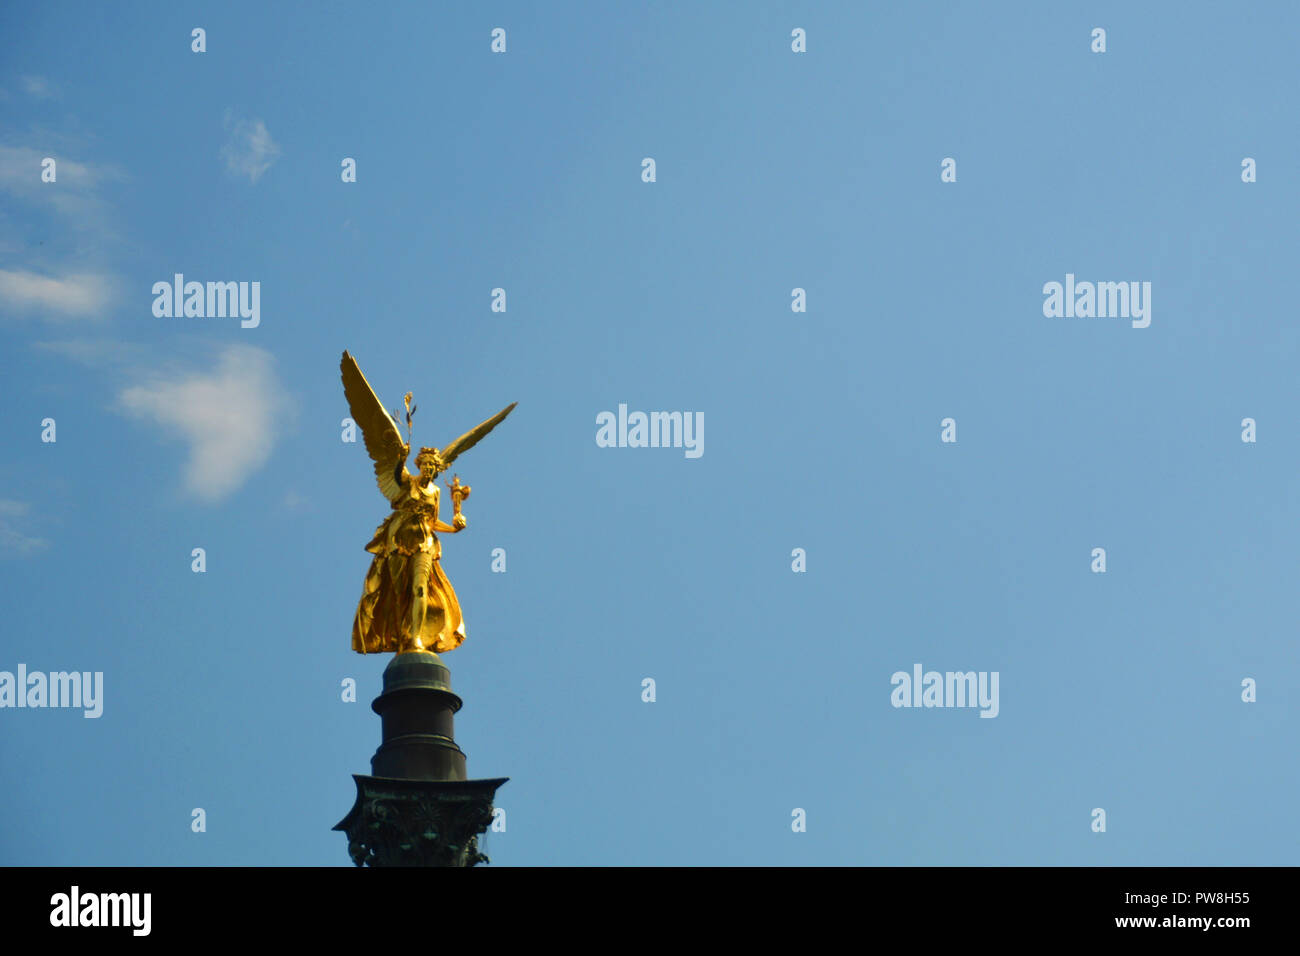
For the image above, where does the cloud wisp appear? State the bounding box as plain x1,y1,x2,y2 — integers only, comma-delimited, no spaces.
0,269,112,317
220,111,281,183
0,143,122,319
117,345,289,502
0,499,49,556
19,75,57,99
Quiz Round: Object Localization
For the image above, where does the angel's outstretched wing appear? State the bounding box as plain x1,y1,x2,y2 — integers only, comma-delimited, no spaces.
341,351,410,502
441,402,518,469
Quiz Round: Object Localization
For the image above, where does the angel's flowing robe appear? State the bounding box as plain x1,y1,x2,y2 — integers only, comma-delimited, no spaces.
352,479,465,654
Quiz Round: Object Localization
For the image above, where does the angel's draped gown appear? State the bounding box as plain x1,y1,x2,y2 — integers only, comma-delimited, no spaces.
351,478,465,654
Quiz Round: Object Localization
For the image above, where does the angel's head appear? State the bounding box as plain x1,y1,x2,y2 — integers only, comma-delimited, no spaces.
415,447,446,482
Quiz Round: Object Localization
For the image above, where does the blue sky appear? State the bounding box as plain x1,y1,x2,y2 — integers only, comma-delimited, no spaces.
1,2,1297,865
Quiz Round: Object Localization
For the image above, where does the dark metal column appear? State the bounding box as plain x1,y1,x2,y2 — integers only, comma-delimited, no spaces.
334,651,507,866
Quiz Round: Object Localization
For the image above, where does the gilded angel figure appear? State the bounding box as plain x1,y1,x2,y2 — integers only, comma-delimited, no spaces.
341,351,516,655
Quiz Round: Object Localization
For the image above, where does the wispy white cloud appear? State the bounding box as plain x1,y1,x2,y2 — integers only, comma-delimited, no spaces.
0,141,124,288
20,75,57,99
0,499,49,556
117,345,289,502
0,144,102,190
0,143,119,224
32,337,147,367
0,269,112,317
221,111,280,183
0,139,123,320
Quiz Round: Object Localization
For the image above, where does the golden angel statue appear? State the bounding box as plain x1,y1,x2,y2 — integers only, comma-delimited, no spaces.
341,351,516,655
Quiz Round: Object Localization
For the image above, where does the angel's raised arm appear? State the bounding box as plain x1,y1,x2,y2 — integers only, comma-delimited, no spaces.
341,350,411,502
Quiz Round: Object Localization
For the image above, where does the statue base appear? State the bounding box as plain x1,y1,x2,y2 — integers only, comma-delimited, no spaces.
334,651,507,866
